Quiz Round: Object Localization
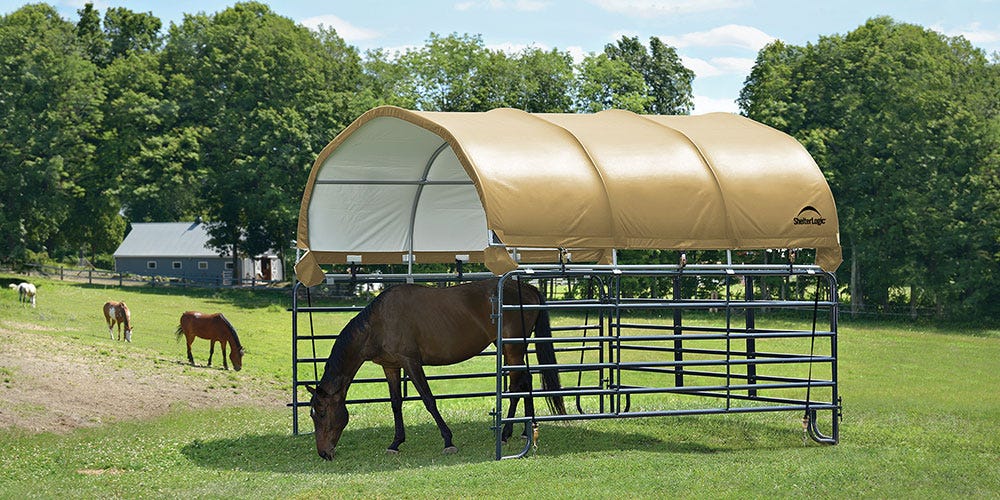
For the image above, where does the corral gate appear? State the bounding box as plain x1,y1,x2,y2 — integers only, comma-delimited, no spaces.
289,263,840,459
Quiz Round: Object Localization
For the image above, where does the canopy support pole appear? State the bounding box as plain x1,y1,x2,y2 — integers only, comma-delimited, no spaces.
405,142,450,278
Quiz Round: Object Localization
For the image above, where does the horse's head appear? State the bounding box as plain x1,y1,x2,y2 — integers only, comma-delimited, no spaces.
306,383,349,460
230,347,244,371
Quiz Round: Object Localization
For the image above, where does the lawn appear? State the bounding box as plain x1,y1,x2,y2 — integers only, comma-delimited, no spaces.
0,274,997,498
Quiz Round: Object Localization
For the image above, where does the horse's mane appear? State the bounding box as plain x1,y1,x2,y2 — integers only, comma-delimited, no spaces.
322,291,385,379
219,314,242,350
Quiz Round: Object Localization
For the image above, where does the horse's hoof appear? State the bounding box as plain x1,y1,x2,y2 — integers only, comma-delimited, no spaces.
443,446,458,454
386,448,400,455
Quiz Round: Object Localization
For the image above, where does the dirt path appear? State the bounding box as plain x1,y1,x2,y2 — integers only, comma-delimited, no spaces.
0,321,285,434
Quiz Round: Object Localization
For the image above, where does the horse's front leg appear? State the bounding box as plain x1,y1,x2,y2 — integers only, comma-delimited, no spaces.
207,339,215,367
402,360,456,454
221,341,228,370
382,366,406,453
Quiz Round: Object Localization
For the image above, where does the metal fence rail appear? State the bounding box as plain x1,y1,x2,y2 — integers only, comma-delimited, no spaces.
19,263,282,289
288,264,841,460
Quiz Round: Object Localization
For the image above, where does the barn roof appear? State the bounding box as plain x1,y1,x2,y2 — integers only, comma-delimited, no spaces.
113,222,221,258
295,106,841,286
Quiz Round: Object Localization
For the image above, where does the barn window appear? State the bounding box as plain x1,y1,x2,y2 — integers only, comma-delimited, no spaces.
225,262,234,270
172,261,182,269
198,261,208,270
146,261,157,269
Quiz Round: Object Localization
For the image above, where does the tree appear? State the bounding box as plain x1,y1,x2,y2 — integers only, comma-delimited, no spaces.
100,49,207,224
604,36,694,114
576,52,650,113
739,17,1000,318
75,2,108,65
509,47,576,112
103,6,162,61
395,33,491,111
366,37,576,113
160,2,367,271
0,4,104,263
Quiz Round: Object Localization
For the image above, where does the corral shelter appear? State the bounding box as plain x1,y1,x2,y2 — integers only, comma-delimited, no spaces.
294,106,841,284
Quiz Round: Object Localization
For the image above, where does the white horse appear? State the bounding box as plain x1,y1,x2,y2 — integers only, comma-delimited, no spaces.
8,282,37,307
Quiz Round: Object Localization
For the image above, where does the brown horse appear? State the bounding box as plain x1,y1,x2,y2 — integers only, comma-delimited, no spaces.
175,312,244,371
306,278,566,460
103,301,133,342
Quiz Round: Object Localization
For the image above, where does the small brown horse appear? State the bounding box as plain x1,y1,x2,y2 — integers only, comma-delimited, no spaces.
103,301,133,342
307,278,566,460
175,312,244,371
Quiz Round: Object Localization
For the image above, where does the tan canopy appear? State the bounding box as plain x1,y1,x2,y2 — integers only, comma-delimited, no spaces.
295,106,841,286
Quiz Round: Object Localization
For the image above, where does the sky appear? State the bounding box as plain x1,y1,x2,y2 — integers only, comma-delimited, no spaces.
4,0,999,114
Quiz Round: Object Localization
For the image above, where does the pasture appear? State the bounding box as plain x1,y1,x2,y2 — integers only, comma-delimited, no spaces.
0,274,997,498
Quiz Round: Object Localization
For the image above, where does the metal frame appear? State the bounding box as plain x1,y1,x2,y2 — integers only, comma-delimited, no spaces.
492,264,840,459
289,263,841,460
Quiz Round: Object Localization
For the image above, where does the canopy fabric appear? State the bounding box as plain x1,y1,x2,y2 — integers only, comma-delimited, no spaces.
295,105,841,285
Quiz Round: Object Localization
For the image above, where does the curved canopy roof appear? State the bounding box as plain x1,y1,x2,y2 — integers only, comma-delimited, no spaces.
295,106,841,285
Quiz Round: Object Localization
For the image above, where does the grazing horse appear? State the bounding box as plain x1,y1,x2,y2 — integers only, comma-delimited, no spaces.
307,278,566,461
8,282,36,307
103,301,133,342
175,312,244,371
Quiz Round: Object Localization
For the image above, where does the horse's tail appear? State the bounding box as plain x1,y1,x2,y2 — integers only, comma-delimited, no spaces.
533,293,566,415
174,324,184,340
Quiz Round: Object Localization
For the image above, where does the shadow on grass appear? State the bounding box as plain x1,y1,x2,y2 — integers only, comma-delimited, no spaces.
181,416,804,474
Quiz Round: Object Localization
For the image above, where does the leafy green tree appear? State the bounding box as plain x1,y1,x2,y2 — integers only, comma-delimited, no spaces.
0,4,104,263
604,36,694,114
100,50,207,224
75,2,108,65
511,47,576,112
739,17,1000,317
362,47,419,108
366,38,575,113
73,4,168,258
395,33,491,111
103,6,162,61
160,2,367,270
576,52,650,113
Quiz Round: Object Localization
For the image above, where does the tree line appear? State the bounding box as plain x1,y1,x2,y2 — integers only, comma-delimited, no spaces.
1,4,997,318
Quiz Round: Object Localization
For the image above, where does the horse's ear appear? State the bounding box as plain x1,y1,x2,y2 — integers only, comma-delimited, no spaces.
305,385,317,396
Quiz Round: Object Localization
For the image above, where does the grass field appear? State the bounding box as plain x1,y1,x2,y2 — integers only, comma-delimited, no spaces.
0,274,997,498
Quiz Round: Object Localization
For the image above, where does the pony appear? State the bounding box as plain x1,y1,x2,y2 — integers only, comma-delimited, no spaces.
102,301,133,342
306,278,566,460
8,282,36,307
175,311,244,371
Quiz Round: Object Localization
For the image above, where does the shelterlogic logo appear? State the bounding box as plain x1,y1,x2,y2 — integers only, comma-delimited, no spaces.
793,206,827,226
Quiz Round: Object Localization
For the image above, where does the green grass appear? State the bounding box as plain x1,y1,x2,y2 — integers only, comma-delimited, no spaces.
0,274,998,498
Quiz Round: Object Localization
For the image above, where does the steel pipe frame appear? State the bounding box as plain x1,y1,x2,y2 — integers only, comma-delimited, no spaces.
289,265,840,457
494,266,839,459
